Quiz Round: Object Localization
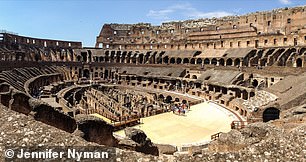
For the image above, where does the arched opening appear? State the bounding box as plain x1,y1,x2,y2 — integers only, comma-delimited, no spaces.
190,58,196,64
234,58,241,66
163,56,169,64
138,54,144,64
189,81,194,88
104,70,109,79
83,69,90,79
239,109,243,115
158,94,164,101
165,96,173,103
211,58,217,65
176,58,182,64
116,52,121,63
175,98,180,102
126,57,130,64
204,58,210,64
77,55,82,62
192,75,197,79
296,58,303,67
219,58,225,66
252,79,258,87
242,90,248,100
182,100,187,104
196,58,202,64
81,52,88,62
263,107,280,122
132,57,137,64
299,47,306,55
250,91,255,98
235,107,239,111
170,58,175,64
226,58,233,66
183,58,189,64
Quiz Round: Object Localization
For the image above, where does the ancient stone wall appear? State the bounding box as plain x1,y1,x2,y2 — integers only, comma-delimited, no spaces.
96,6,306,51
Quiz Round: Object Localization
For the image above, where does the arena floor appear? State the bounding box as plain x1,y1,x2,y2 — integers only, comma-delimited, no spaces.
114,101,239,146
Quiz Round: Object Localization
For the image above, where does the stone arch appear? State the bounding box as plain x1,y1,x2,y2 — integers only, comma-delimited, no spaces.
104,69,109,79
239,109,244,116
170,58,175,64
81,52,88,62
252,79,258,87
165,95,173,103
219,58,225,66
83,69,90,79
131,56,137,64
183,58,189,64
250,91,255,98
226,58,233,66
263,107,280,122
126,52,132,63
296,58,303,67
196,58,202,64
299,47,306,55
190,58,196,64
176,58,182,64
189,81,194,87
204,58,210,64
163,56,169,64
234,58,241,66
242,90,248,100
158,94,164,101
0,83,10,93
211,58,217,65
138,53,144,64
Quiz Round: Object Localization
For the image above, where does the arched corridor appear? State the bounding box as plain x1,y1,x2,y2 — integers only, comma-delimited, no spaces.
234,58,241,66
219,58,225,66
263,107,280,122
296,58,303,67
204,58,210,64
83,69,90,79
183,58,189,64
226,58,233,66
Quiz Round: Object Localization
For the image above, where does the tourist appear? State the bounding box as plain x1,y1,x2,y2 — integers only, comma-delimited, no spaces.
172,106,176,113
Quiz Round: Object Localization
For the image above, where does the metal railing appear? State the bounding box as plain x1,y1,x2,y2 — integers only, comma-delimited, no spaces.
211,132,223,141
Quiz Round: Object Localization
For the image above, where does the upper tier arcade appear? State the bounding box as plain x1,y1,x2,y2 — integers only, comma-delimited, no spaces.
96,6,306,50
0,33,82,49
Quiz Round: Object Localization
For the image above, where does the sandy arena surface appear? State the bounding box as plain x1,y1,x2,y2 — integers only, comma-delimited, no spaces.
114,101,239,146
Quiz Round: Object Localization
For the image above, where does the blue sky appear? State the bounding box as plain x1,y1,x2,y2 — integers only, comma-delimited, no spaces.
1,0,305,47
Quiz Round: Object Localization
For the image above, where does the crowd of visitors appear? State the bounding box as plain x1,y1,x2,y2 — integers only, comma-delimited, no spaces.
172,103,189,115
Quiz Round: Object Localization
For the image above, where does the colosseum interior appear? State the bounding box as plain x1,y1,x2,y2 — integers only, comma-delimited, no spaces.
0,5,306,161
